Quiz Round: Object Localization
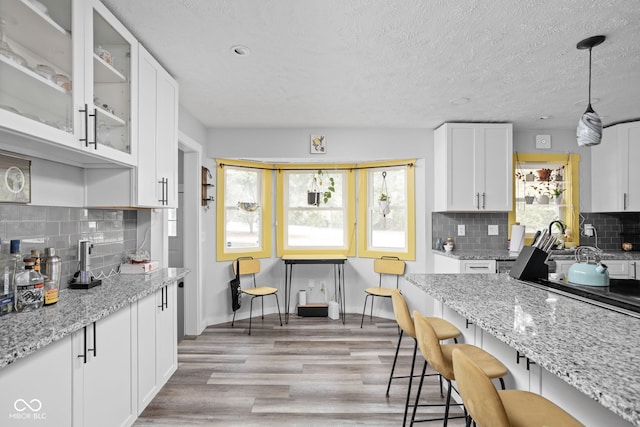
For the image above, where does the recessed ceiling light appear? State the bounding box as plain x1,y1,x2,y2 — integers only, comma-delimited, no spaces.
449,97,470,105
231,45,250,56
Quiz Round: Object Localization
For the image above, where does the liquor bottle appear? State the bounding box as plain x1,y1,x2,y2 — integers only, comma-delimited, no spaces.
14,258,44,312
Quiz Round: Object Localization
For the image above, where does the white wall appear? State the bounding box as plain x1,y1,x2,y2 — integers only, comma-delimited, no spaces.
204,128,434,326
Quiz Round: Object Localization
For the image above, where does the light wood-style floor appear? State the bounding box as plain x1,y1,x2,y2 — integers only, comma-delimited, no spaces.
134,313,467,426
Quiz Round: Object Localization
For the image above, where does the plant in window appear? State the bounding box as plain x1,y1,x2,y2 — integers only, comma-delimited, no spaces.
378,171,390,217
536,168,552,182
551,184,565,204
532,182,552,204
307,170,335,206
553,166,565,182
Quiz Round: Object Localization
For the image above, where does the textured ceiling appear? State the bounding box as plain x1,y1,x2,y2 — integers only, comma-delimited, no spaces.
102,0,640,130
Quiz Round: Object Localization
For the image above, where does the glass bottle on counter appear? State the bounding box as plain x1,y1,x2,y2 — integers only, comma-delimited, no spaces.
14,258,45,312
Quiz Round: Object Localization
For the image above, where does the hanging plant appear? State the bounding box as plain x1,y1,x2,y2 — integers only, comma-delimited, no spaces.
307,170,335,206
378,171,390,217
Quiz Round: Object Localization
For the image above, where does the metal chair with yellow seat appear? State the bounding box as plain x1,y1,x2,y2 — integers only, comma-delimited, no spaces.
452,348,583,427
411,311,508,426
360,256,406,328
389,290,461,426
231,257,283,335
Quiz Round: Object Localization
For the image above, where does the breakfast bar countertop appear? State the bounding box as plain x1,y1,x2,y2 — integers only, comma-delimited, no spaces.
405,273,640,427
0,268,189,369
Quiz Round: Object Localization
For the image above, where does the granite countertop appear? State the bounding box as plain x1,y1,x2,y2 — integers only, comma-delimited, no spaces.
0,268,189,369
405,273,640,426
432,249,519,260
433,248,640,261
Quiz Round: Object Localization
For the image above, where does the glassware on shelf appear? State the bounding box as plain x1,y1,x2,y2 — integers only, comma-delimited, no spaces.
95,45,112,64
0,19,28,67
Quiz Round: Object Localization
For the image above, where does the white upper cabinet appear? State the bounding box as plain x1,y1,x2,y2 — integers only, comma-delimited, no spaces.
137,44,178,207
0,0,78,150
592,121,640,212
80,0,138,166
434,123,513,211
0,0,137,166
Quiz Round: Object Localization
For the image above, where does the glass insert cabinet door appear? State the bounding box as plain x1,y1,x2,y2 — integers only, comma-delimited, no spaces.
82,0,137,165
0,0,136,166
0,0,75,141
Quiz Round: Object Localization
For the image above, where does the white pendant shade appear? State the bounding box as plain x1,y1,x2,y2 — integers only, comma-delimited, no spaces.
577,106,603,146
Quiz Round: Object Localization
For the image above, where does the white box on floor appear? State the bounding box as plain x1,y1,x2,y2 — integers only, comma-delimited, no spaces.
328,301,340,320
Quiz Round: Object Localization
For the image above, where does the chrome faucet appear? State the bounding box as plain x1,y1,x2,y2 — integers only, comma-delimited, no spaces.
548,220,566,236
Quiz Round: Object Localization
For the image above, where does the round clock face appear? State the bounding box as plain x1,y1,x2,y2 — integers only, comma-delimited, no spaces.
5,166,25,194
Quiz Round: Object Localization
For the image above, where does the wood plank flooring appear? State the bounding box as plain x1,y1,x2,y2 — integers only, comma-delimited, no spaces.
134,313,467,426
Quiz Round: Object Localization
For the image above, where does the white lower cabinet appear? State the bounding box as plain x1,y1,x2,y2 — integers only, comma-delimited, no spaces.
434,253,496,274
72,305,136,427
539,367,633,427
440,304,478,345
479,331,537,392
138,282,177,411
0,335,74,426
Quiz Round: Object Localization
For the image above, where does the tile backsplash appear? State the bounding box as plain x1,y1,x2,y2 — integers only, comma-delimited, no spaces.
0,205,137,288
579,212,640,251
432,211,640,252
432,212,509,250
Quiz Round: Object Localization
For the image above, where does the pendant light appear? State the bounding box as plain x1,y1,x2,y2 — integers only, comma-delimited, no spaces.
576,35,606,147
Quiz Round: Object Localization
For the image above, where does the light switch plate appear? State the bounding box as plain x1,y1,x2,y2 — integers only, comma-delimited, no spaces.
536,134,551,150
488,225,499,235
458,224,466,236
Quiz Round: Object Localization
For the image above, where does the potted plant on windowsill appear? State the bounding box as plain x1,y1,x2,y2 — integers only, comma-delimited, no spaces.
532,182,551,204
551,186,565,204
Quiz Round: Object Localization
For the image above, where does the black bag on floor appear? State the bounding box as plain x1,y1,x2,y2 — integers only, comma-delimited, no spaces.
229,259,242,311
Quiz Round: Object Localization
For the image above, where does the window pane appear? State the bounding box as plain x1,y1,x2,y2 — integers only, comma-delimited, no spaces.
515,163,566,235
224,167,262,250
285,171,346,248
369,167,407,250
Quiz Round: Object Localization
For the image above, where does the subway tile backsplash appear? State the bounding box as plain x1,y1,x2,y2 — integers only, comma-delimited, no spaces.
0,205,137,289
432,211,640,252
432,212,509,250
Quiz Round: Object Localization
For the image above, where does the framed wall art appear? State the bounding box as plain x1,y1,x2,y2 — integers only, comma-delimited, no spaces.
0,153,31,204
310,134,326,154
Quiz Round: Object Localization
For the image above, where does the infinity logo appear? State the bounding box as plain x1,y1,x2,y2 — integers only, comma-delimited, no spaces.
14,399,42,412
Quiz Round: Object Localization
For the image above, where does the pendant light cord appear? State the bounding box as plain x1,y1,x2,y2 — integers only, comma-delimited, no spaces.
588,47,592,106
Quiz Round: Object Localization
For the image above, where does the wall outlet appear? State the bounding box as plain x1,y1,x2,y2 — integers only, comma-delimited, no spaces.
308,279,315,289
488,225,499,236
584,224,594,237
458,224,466,236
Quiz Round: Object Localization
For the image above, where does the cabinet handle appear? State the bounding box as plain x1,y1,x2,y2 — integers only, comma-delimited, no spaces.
624,193,628,210
158,178,168,205
465,319,473,329
516,351,535,370
482,192,486,209
158,286,166,311
87,321,96,358
164,286,169,309
78,326,88,363
90,108,98,149
476,193,480,209
79,104,89,147
633,262,637,280
469,266,489,269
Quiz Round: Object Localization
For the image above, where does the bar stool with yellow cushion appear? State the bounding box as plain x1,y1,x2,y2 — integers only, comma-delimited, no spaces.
452,348,583,427
390,290,461,426
411,311,508,426
232,257,283,336
361,256,406,328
